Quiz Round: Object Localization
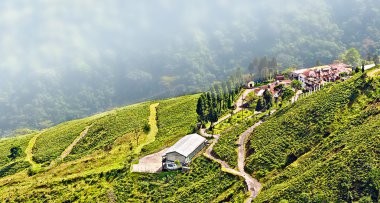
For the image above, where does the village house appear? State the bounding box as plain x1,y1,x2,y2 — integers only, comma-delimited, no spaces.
290,63,351,91
253,80,292,97
162,133,207,167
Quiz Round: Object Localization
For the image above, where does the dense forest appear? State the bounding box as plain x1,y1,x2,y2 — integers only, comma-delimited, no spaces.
2,0,380,136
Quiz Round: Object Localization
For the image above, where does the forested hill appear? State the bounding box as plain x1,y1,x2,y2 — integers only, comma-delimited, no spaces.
2,0,380,136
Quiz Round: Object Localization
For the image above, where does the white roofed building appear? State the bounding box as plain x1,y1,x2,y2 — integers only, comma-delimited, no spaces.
162,133,207,165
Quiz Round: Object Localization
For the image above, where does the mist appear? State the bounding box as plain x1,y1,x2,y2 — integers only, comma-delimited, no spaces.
1,0,380,136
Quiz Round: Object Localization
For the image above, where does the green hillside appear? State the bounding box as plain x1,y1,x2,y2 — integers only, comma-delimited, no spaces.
0,134,34,178
0,94,249,202
245,69,380,202
1,68,380,202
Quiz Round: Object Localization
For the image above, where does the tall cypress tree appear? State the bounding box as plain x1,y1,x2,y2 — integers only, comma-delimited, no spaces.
196,94,207,124
263,89,273,109
222,81,229,109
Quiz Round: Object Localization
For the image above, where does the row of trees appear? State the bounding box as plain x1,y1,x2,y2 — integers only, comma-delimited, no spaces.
341,48,380,67
196,71,244,127
248,56,279,81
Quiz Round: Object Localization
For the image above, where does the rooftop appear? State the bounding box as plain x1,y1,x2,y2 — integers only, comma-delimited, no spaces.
163,133,206,157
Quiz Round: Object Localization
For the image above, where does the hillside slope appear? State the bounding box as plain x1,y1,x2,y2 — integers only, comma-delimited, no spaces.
245,69,380,202
0,94,247,202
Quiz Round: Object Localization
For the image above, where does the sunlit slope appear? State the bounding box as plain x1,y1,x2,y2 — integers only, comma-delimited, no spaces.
246,69,380,202
1,94,246,202
0,134,34,178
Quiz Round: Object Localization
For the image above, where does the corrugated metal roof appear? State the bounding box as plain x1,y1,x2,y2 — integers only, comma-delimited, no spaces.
163,133,206,157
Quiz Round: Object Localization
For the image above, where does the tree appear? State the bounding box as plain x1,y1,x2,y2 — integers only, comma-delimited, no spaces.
196,95,207,124
245,92,258,106
274,84,285,92
253,57,259,71
259,56,269,79
270,57,277,69
291,80,303,91
255,97,265,111
362,63,365,73
341,48,361,67
143,122,150,134
355,66,360,73
263,89,273,109
316,60,322,66
366,51,372,62
281,87,295,103
208,108,218,132
132,129,141,146
8,146,22,160
373,55,379,66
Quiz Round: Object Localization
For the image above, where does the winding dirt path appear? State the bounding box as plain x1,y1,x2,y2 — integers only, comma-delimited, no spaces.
237,121,263,202
203,137,241,176
25,132,42,170
203,120,263,202
204,108,276,202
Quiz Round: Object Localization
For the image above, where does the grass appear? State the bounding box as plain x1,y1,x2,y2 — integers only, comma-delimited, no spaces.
33,119,91,165
210,109,255,135
67,102,151,161
25,132,43,173
0,133,34,178
1,93,245,202
141,94,200,155
213,117,259,168
0,133,34,168
134,103,159,154
114,156,247,202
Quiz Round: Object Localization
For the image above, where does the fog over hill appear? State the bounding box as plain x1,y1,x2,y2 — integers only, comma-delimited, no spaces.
1,0,380,136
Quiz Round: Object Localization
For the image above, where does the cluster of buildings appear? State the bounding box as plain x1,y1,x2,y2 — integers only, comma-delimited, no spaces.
247,63,352,94
290,63,352,91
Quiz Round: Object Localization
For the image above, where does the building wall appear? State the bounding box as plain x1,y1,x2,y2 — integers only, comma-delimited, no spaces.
187,142,206,161
165,142,206,164
166,152,186,163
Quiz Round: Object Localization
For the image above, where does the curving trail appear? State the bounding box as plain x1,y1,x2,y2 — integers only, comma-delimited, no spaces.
25,132,42,170
237,121,263,202
204,120,263,202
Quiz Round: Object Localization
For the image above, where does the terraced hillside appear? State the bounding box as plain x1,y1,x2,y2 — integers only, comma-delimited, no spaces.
0,94,248,202
246,68,380,202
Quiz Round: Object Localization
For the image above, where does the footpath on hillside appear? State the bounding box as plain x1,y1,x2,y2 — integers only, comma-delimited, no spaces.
203,119,263,203
132,103,161,173
25,133,43,171
48,125,92,168
202,90,276,202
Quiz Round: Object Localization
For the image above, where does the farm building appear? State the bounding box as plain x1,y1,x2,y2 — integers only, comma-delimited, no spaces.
162,133,207,165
